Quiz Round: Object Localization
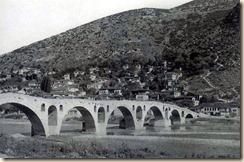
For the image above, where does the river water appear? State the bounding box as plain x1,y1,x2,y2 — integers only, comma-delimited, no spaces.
0,117,240,140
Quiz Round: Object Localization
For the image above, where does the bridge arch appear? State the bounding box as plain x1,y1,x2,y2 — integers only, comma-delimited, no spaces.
98,107,105,123
48,105,58,126
143,106,164,126
136,106,143,120
60,106,96,134
0,103,46,136
186,114,193,119
106,106,135,130
149,106,164,120
170,109,181,125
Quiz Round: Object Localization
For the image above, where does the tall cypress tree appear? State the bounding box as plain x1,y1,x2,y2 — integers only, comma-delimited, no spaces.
40,76,52,93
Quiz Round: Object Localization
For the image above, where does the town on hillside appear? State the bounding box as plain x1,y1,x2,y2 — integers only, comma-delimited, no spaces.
0,60,240,118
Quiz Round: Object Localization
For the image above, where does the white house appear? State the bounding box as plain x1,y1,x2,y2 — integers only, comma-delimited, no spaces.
196,102,240,117
174,91,181,98
136,94,149,101
98,87,123,97
63,74,70,80
90,75,96,81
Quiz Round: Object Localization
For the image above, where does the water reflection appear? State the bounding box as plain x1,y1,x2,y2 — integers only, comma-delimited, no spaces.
0,118,240,138
106,118,240,137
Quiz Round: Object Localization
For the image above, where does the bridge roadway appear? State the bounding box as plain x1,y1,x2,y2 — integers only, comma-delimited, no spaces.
0,93,205,136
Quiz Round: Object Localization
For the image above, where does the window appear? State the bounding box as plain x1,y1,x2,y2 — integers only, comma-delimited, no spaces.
94,106,96,112
41,104,45,112
181,111,184,117
107,105,109,112
143,105,146,111
98,107,105,123
136,106,143,120
59,105,63,111
48,106,57,126
132,105,135,111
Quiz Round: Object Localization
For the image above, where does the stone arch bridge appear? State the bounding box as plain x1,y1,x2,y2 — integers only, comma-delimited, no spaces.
0,93,204,137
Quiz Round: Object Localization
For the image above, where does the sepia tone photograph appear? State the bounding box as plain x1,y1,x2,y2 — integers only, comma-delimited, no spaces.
0,0,241,159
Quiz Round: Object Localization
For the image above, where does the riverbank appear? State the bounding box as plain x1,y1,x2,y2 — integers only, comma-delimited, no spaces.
0,131,240,159
0,118,240,159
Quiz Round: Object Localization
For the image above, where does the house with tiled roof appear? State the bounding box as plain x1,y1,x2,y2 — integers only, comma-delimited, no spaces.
193,102,240,117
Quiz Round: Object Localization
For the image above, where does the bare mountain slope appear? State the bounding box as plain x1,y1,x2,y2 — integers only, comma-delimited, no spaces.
0,0,240,100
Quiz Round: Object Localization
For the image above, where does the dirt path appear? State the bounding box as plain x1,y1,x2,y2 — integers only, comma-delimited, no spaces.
201,71,216,89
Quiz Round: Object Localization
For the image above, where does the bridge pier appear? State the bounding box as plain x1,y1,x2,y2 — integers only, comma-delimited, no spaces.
180,117,186,125
96,123,107,136
134,119,145,131
48,126,61,136
163,119,171,127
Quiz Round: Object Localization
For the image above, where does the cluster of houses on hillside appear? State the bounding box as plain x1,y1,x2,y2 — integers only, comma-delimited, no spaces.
0,67,42,94
52,73,86,97
0,63,240,118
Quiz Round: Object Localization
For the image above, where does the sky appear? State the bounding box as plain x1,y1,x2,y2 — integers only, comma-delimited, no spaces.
0,0,193,55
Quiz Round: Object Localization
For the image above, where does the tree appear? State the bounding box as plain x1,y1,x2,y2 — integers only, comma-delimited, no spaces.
40,76,52,93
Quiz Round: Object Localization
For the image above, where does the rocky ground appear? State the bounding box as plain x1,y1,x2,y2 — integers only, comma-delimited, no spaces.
0,132,240,159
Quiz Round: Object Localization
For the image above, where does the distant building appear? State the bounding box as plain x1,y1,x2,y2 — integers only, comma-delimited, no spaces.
99,89,109,95
122,64,129,70
147,66,154,73
64,109,82,120
98,86,123,99
77,91,86,97
192,97,200,106
28,80,40,89
73,71,79,77
48,71,56,75
87,79,108,91
89,67,99,74
174,91,181,98
130,89,150,100
68,86,79,93
52,79,80,96
63,74,70,80
99,87,122,96
18,89,26,94
90,75,96,81
194,102,240,117
6,74,11,80
34,69,41,75
136,94,149,101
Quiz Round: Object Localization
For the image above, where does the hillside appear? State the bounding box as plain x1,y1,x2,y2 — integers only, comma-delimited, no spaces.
0,0,240,101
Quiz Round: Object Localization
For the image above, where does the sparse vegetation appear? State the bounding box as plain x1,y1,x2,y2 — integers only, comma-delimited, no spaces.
0,0,240,101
